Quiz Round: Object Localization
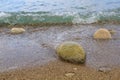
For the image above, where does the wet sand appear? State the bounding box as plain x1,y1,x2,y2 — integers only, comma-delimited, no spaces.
0,24,120,79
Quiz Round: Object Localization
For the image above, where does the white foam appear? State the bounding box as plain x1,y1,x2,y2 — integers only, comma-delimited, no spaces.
0,12,11,17
72,13,99,24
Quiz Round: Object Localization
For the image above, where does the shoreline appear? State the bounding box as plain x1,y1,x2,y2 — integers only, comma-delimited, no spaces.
0,24,120,79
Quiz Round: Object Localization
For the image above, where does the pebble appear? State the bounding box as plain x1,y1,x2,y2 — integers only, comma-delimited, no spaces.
73,68,77,71
98,67,111,73
11,28,25,34
109,29,116,34
65,72,75,77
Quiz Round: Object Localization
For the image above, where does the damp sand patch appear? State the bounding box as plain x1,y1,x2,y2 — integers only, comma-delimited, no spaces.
0,24,120,73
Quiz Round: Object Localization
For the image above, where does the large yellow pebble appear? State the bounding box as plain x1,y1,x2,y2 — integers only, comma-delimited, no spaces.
93,28,112,39
56,41,86,63
11,28,25,34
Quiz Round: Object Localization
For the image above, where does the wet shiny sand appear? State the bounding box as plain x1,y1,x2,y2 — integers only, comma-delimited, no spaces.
0,24,120,72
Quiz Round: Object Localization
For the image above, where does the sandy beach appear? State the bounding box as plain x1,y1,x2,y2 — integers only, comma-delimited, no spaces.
0,24,120,80
0,60,120,80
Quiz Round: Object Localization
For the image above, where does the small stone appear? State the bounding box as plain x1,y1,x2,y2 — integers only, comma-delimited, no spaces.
73,68,77,71
93,28,112,39
74,37,81,40
65,72,75,77
98,67,111,73
108,29,116,34
56,41,86,63
11,28,25,34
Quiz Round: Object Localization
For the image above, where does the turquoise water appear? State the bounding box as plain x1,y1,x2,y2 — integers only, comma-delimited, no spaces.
0,0,120,25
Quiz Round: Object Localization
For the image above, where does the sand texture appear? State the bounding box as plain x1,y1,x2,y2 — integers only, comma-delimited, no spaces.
0,60,120,80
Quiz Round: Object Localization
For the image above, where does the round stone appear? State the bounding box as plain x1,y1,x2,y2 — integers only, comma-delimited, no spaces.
11,28,25,34
56,41,86,63
93,28,112,39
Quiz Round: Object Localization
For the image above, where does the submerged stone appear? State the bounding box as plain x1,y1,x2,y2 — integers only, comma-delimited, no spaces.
56,41,86,63
93,28,112,39
11,28,25,34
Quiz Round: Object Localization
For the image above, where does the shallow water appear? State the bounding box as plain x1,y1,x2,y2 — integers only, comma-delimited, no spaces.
0,0,120,12
0,24,120,72
0,0,120,25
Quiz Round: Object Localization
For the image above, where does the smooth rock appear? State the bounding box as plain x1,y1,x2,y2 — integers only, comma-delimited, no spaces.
11,28,25,34
94,28,112,39
56,41,86,63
